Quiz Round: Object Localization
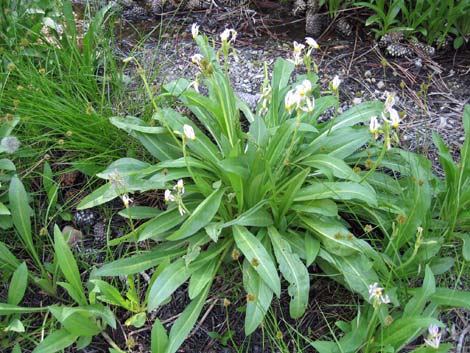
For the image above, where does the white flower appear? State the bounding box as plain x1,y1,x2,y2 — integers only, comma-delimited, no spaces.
305,37,319,49
191,23,199,39
175,179,185,194
369,116,381,138
189,80,200,93
183,124,196,141
191,53,203,65
368,283,384,301
178,204,186,216
293,41,305,54
424,324,441,349
1,136,21,154
121,194,133,208
296,80,312,96
220,28,237,43
384,92,396,112
382,108,400,129
285,90,301,112
331,75,341,91
300,97,315,113
164,189,175,202
368,283,390,305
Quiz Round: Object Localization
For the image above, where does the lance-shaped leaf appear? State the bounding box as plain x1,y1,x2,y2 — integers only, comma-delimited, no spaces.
268,227,309,318
147,259,192,311
243,260,273,335
167,188,224,240
233,226,280,297
32,329,78,353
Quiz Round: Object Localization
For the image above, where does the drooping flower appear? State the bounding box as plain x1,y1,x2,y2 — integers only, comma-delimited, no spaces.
305,37,319,49
164,189,175,202
285,89,301,112
220,28,237,43
183,124,196,141
387,108,400,128
175,179,185,194
369,116,381,138
296,80,312,97
191,53,203,65
300,97,315,113
384,92,396,112
331,75,341,91
120,194,133,208
424,324,441,349
191,23,199,39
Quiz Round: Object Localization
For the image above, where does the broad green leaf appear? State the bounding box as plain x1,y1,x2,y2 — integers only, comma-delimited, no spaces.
4,318,25,332
167,188,224,240
300,216,360,256
233,225,281,297
32,329,78,353
95,247,186,277
0,158,16,171
431,288,470,309
188,261,216,300
118,206,161,220
268,227,309,318
12,344,22,353
295,181,377,206
305,233,320,267
0,201,10,215
9,176,39,265
110,116,167,134
77,183,117,210
151,319,168,353
165,284,211,353
277,168,310,222
322,101,383,134
404,265,435,317
90,279,129,308
125,312,147,328
8,262,28,306
454,233,470,261
292,199,338,217
243,260,273,335
222,201,272,228
148,259,192,310
376,318,441,350
139,208,188,241
54,225,87,305
97,157,152,179
49,307,101,337
300,155,360,182
0,241,20,273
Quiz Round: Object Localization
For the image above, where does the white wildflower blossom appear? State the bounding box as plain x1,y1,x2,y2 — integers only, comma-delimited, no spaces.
369,116,381,138
424,324,442,349
388,108,400,128
301,97,315,113
189,80,200,93
285,89,301,112
296,80,312,96
175,179,185,193
305,37,319,49
164,189,175,202
120,194,133,208
191,53,203,65
178,204,186,216
183,124,196,141
384,92,396,112
191,23,199,39
220,28,237,43
293,41,305,53
1,136,21,154
368,282,391,306
331,75,341,91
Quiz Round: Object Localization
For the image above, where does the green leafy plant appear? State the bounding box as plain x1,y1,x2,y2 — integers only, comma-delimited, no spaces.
77,27,465,352
355,0,409,38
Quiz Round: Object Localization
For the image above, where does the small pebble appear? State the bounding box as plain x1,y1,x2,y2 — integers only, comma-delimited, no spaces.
377,80,385,89
364,70,372,77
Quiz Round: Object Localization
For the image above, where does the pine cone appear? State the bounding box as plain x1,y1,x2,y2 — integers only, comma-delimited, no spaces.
386,43,413,57
335,17,353,38
305,12,326,37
